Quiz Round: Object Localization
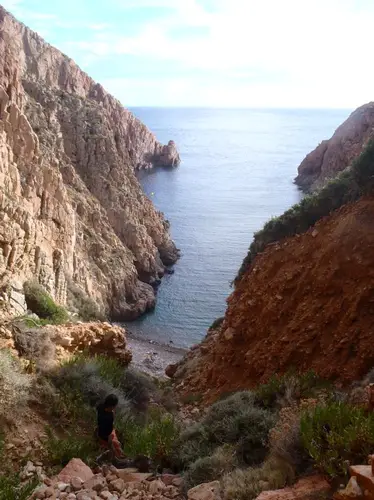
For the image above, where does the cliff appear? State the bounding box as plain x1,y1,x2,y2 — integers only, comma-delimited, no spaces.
295,102,374,191
169,137,374,403
171,196,374,403
0,6,180,320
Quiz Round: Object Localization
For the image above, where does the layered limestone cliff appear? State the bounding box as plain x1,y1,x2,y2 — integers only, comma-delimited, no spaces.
171,197,374,403
295,103,374,191
0,6,180,320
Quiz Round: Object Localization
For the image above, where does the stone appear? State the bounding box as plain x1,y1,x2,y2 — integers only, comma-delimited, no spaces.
57,483,70,492
165,363,178,378
148,479,165,495
100,492,115,500
334,477,363,500
311,229,319,238
115,471,153,483
58,459,94,483
34,485,47,499
223,328,234,341
84,474,107,492
350,466,374,499
45,487,55,497
67,495,77,500
161,475,177,486
71,477,83,491
187,481,221,500
172,477,184,488
110,478,125,493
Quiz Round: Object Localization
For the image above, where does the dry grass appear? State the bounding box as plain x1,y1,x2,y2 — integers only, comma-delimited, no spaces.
0,350,33,424
222,457,295,500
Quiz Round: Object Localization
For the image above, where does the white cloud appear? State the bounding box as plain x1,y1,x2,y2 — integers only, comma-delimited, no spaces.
9,0,374,107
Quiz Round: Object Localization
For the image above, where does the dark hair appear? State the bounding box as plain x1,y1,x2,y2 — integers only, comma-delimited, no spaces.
104,394,119,408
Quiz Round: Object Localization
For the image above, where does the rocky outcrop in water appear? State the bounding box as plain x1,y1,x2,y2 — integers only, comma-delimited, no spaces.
295,103,374,191
0,6,180,320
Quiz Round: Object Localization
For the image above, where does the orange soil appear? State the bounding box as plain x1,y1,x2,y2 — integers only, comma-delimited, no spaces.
179,197,374,403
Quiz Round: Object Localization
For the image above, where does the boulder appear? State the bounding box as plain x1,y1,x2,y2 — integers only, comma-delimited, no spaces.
334,476,363,500
350,465,374,500
83,474,107,492
58,459,94,483
187,481,221,500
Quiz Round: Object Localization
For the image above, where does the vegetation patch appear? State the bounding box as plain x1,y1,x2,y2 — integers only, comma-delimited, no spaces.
176,391,275,468
222,456,294,500
0,350,32,423
67,279,106,321
301,401,374,478
235,139,374,282
254,371,331,410
24,281,69,324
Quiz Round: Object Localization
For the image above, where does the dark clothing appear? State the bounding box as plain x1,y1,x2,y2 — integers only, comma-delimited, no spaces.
97,404,114,441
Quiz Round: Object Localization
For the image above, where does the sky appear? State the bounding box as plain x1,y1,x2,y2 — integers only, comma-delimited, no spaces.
2,0,374,108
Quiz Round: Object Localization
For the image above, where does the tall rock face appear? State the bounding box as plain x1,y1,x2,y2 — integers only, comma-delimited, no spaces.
172,197,374,403
295,103,374,191
0,6,180,319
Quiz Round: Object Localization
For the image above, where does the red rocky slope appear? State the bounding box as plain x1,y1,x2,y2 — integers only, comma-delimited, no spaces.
172,197,374,403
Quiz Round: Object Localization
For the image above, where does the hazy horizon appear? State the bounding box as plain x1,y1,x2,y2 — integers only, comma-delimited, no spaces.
3,0,374,109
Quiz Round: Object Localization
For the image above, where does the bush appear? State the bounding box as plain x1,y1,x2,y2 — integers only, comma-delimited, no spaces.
0,475,38,500
300,401,374,478
269,404,311,474
44,427,99,467
222,457,294,500
50,356,132,420
67,280,106,321
235,139,374,282
255,371,330,410
185,445,237,489
12,323,55,370
24,281,69,324
209,317,225,330
116,408,180,466
177,391,275,467
0,350,32,423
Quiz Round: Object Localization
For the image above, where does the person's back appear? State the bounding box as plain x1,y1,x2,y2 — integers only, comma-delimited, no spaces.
97,402,114,441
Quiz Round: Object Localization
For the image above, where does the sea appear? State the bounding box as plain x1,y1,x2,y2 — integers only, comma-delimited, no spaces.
125,108,351,348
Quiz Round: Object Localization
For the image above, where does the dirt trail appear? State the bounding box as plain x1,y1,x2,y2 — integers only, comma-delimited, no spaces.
177,197,374,402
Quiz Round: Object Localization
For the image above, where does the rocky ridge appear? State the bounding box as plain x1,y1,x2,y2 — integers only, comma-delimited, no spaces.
295,102,374,191
0,6,180,320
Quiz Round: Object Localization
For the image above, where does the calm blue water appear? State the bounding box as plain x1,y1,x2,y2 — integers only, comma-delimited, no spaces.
125,108,351,348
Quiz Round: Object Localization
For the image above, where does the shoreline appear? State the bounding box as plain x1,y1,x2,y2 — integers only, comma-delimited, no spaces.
125,329,187,378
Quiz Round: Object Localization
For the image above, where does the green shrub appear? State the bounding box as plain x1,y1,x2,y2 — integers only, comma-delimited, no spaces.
300,401,374,478
67,280,106,321
235,139,374,282
255,371,330,409
0,475,38,500
185,445,237,489
44,427,99,467
50,355,132,419
177,391,275,467
24,281,69,324
209,317,225,330
116,408,180,465
222,457,294,500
